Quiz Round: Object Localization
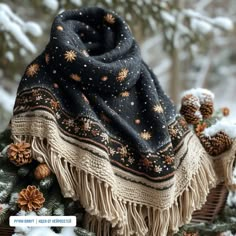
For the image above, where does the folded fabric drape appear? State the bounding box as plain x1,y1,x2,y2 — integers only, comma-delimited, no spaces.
10,7,236,236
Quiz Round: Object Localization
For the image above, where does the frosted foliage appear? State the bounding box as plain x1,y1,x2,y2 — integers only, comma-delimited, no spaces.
23,22,42,37
191,18,213,35
37,207,49,216
161,11,175,25
43,0,59,11
9,192,19,204
1,203,9,210
0,3,42,53
54,205,64,216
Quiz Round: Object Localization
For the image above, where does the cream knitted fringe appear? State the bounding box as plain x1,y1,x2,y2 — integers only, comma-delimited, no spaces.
11,133,236,236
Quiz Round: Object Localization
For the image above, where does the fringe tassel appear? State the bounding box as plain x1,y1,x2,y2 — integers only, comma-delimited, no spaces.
11,135,221,236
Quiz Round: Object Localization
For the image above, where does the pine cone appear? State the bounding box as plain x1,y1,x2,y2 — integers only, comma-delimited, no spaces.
34,163,51,180
180,94,201,124
18,185,45,211
7,142,32,166
199,131,232,156
200,102,214,119
181,94,200,113
180,107,201,124
199,93,214,119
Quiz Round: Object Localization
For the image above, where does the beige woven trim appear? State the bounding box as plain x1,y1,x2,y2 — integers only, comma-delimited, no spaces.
212,140,236,190
11,111,218,236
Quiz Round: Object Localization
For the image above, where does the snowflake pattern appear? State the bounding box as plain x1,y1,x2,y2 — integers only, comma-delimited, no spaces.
153,104,163,113
116,68,129,82
140,131,152,140
118,146,128,158
120,91,130,97
104,13,115,24
154,165,162,173
64,50,77,62
100,133,109,144
26,64,39,77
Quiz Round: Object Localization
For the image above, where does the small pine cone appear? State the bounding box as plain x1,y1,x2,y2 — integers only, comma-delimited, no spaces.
7,142,32,166
181,94,200,113
199,131,232,156
34,163,51,180
180,107,201,124
199,93,214,119
18,185,45,211
200,102,214,119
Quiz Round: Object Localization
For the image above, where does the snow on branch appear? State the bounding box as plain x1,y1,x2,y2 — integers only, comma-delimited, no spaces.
0,3,42,54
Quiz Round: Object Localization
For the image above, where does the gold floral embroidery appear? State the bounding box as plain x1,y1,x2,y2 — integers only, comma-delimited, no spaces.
50,100,60,110
64,50,77,62
165,156,174,165
118,146,128,158
101,76,108,81
104,13,115,24
140,158,152,169
70,74,81,81
56,25,63,31
140,131,151,140
120,91,130,97
26,64,40,77
153,104,163,113
116,68,129,82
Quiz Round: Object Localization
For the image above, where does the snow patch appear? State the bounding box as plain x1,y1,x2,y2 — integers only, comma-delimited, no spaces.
5,51,14,62
212,17,234,31
181,88,214,100
0,87,15,112
191,18,213,35
70,0,82,6
23,22,42,37
43,0,59,11
0,3,42,53
203,120,236,138
13,227,77,236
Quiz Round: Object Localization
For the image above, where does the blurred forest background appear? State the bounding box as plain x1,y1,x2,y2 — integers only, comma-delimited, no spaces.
0,0,236,132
